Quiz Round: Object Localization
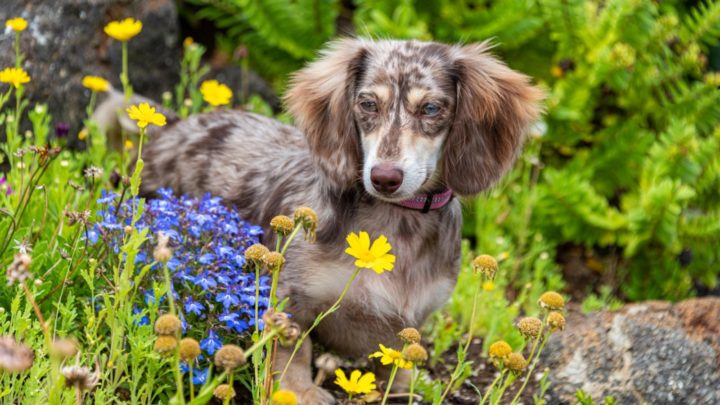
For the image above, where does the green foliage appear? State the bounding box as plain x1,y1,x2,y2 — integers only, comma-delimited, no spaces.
575,389,618,405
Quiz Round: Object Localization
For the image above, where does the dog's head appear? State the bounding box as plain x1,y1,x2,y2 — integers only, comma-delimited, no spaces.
286,39,543,200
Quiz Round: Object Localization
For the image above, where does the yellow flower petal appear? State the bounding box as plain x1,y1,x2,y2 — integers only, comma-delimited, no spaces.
0,67,31,89
82,75,110,93
200,80,233,107
126,103,166,129
104,18,142,42
6,17,28,32
345,231,395,274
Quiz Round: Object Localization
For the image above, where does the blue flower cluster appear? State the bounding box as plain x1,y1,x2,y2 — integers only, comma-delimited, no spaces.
91,188,270,357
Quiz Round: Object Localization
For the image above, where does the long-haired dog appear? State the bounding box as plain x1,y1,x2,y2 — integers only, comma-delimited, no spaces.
137,38,542,404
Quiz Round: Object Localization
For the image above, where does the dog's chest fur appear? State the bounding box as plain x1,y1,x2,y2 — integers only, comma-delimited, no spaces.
141,110,463,356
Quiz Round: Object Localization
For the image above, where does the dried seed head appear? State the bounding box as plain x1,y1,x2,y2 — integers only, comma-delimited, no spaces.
505,352,527,373
293,206,318,242
83,166,103,179
271,390,298,405
50,337,79,360
214,344,246,370
153,233,172,263
402,343,428,363
517,317,543,339
0,336,34,372
270,215,294,236
153,247,172,263
538,291,565,310
154,314,182,336
154,336,177,355
314,353,339,374
244,243,270,263
547,311,566,332
6,253,32,286
472,255,498,279
179,338,201,361
262,308,291,331
279,322,301,347
213,384,236,400
398,327,421,344
61,360,100,392
65,210,91,226
262,251,284,271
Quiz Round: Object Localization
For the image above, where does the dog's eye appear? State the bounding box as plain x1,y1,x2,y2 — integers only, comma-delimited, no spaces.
360,100,378,113
421,102,441,116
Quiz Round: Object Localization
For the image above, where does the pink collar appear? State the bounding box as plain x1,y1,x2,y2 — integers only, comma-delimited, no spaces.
395,189,454,212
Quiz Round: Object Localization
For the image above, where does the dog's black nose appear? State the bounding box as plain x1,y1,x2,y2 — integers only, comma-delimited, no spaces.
371,165,403,194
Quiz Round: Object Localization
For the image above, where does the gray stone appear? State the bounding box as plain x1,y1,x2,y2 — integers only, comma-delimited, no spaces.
541,298,720,404
0,0,181,136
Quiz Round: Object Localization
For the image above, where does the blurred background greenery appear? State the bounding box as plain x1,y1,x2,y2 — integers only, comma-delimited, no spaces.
178,0,720,304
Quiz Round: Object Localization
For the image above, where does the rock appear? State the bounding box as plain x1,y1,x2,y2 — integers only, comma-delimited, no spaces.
541,298,720,404
0,0,181,136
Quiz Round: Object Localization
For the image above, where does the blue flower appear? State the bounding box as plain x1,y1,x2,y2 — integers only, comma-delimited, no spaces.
191,367,209,385
97,190,119,205
184,299,204,316
216,292,240,309
93,187,267,345
200,330,222,355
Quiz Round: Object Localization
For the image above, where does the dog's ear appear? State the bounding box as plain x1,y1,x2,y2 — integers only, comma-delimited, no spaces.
442,43,543,196
285,38,368,191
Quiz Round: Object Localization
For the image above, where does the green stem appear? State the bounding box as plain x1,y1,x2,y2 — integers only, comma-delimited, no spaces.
279,224,303,256
162,260,184,405
510,330,551,405
491,372,516,405
120,41,130,174
14,32,21,68
223,373,234,405
189,366,195,400
253,262,261,399
480,371,506,405
438,281,481,403
408,366,417,405
381,364,399,405
162,261,177,316
245,329,279,357
278,267,361,383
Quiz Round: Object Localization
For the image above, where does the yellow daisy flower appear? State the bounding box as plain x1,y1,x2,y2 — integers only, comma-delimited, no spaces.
270,390,297,405
369,344,412,369
6,17,28,32
200,80,233,107
334,369,376,396
0,67,31,89
126,103,167,129
345,231,395,274
104,18,142,42
82,76,110,93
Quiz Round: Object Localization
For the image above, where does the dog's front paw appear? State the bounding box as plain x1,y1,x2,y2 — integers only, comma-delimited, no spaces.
300,385,336,405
